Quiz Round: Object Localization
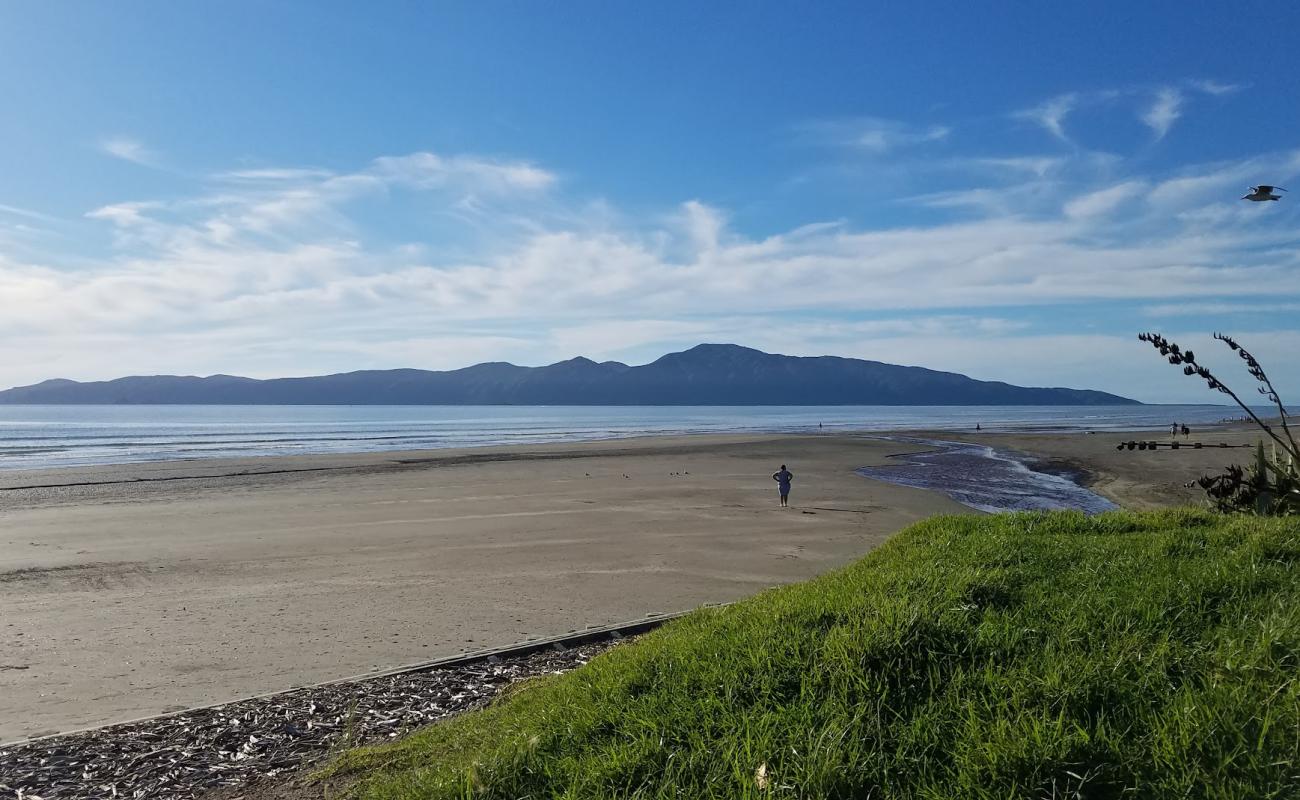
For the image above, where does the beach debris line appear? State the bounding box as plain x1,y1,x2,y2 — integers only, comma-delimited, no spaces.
0,641,615,800
1115,440,1251,451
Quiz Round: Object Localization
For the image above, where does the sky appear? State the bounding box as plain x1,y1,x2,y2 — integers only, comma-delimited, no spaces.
1,2,1297,403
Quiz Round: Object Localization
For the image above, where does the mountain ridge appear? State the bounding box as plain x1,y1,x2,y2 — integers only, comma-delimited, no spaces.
0,343,1139,406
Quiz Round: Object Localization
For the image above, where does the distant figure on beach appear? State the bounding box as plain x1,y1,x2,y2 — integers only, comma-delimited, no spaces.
976,423,981,431
1171,422,1179,438
1181,424,1190,438
772,464,794,508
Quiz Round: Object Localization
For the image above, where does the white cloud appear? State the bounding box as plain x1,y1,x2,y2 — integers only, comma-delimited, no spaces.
1142,149,1300,209
1142,301,1300,317
1015,93,1077,142
85,201,161,227
3,147,1300,402
908,187,1016,213
1141,88,1184,140
1189,79,1245,96
962,156,1064,178
0,204,59,223
58,191,1296,325
1063,180,1147,218
215,168,337,183
907,180,1062,216
80,151,559,253
1141,150,1300,209
1016,84,1224,146
800,117,950,154
99,136,158,166
370,152,556,192
58,153,1300,330
679,200,725,252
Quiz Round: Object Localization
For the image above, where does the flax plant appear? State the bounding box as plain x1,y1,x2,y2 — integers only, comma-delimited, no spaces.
1138,332,1299,515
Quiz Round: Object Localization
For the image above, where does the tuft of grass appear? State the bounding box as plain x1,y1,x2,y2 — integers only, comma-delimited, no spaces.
324,509,1300,799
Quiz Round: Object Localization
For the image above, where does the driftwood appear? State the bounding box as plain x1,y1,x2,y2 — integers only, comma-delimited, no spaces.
1,641,614,800
1115,440,1251,451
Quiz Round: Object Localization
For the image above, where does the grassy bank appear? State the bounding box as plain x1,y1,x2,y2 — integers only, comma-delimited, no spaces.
325,510,1299,798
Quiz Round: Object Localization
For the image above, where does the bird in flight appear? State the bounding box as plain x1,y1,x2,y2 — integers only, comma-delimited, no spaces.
1242,185,1288,201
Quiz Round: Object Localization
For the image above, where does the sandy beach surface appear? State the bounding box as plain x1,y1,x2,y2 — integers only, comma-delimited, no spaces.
1,433,973,742
1,423,1273,742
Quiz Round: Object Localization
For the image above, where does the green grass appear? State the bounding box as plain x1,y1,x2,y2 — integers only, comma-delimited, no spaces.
324,509,1300,799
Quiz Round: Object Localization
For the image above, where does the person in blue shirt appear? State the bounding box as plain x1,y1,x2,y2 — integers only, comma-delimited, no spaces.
772,464,794,507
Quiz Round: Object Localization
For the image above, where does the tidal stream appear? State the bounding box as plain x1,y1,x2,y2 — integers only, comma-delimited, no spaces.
857,437,1118,514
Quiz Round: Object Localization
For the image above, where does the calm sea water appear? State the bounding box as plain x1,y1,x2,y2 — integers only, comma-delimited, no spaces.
0,404,1238,471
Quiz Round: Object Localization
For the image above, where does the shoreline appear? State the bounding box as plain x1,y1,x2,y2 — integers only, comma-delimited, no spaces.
0,403,1253,474
0,415,1263,488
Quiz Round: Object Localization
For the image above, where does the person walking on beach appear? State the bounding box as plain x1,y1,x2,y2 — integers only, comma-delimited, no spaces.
773,464,794,507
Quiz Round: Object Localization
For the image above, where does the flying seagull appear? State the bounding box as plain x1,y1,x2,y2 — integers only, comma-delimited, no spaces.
1242,185,1287,201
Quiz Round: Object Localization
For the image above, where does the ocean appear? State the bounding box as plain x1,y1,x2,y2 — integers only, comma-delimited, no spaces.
0,403,1241,471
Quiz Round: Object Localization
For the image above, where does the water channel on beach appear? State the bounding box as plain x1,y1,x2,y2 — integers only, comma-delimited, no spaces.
857,437,1118,514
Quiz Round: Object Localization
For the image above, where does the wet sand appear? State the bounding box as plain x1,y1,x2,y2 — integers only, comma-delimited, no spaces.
0,434,967,742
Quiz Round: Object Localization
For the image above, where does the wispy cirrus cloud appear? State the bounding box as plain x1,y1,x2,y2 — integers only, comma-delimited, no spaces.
1189,79,1246,96
85,201,162,226
214,168,337,184
960,156,1064,179
1063,180,1147,218
0,203,59,223
1014,93,1078,142
1017,80,1240,146
371,152,557,191
99,136,159,166
86,151,558,247
798,117,950,154
1142,148,1300,208
1141,88,1184,140
906,187,1022,214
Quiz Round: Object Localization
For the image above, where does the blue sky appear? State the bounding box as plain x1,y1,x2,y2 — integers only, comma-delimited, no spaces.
1,2,1297,403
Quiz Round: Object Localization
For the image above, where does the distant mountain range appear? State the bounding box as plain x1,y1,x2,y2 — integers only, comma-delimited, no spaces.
0,344,1138,406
